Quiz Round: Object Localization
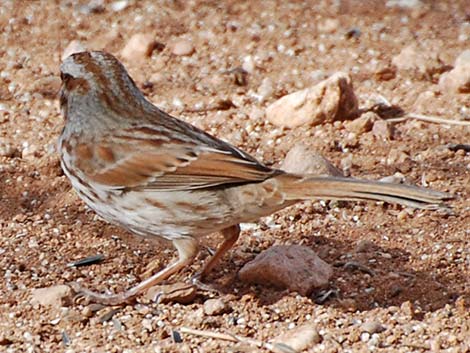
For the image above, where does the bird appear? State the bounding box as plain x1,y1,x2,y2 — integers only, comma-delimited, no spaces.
58,51,450,305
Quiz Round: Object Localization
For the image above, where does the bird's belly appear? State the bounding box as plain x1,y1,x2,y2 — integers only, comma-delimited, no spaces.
68,176,234,240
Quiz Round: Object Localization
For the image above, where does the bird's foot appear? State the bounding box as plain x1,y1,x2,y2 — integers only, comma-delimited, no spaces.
68,282,135,306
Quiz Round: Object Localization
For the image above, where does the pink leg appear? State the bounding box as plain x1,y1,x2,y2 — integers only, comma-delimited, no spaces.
196,224,240,279
70,237,199,305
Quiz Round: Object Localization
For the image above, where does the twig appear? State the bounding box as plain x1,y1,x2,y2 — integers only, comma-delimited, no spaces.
179,327,296,353
387,113,470,126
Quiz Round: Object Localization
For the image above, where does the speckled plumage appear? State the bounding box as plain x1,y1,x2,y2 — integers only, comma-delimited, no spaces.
59,51,450,305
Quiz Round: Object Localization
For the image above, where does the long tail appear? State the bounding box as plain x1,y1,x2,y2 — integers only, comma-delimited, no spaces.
278,174,452,210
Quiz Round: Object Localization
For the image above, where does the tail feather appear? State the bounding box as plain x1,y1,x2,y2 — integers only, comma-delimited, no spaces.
278,175,452,210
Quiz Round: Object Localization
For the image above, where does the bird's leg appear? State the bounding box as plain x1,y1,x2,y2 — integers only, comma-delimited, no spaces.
192,224,240,288
70,237,199,306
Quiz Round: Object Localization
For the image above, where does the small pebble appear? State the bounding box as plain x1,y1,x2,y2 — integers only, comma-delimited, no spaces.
355,239,375,253
0,141,17,157
372,119,394,140
361,320,385,334
111,0,128,12
142,318,153,331
273,324,321,351
121,33,156,61
81,306,93,318
345,112,377,134
203,298,230,316
171,39,195,56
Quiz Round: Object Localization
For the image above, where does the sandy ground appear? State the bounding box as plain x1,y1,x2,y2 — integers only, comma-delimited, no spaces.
0,1,469,352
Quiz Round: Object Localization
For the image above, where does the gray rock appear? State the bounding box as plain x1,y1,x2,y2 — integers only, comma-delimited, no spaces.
281,143,343,177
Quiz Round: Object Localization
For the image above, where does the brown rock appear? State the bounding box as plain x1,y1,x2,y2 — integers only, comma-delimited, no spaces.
238,245,333,296
171,39,195,56
121,33,156,61
273,324,321,351
203,298,230,316
281,143,343,176
345,112,378,134
144,282,197,304
372,119,394,140
266,72,358,128
30,285,73,307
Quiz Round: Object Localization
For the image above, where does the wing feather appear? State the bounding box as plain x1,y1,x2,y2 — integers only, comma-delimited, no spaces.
75,130,279,190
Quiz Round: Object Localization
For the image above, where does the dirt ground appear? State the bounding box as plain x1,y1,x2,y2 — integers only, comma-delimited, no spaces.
0,0,469,352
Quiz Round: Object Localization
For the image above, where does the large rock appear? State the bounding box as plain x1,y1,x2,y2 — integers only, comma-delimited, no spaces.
266,72,358,128
239,245,333,296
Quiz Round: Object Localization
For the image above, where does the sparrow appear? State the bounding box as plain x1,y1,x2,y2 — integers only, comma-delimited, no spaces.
58,51,450,305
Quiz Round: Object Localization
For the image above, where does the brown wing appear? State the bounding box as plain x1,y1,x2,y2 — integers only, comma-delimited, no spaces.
73,128,279,191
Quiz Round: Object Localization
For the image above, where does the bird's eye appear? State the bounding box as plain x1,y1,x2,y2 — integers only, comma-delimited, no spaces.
61,72,74,82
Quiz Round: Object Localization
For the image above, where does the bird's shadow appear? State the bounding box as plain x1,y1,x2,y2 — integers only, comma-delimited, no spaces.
201,232,467,315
